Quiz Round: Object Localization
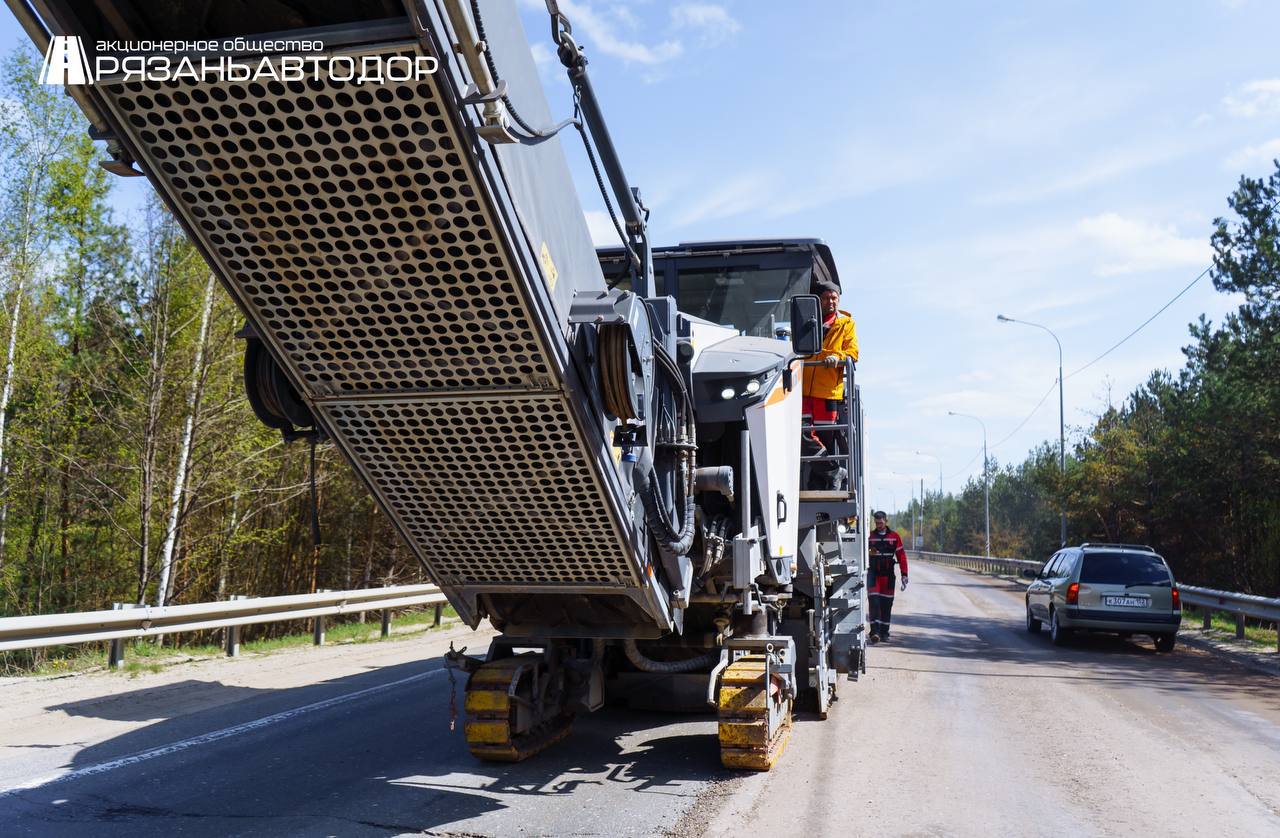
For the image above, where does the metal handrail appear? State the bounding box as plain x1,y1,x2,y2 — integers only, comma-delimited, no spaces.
912,550,1280,652
800,357,857,495
0,584,447,661
910,550,1042,575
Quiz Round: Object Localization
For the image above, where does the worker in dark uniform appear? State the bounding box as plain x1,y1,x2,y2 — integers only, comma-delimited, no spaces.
867,511,909,643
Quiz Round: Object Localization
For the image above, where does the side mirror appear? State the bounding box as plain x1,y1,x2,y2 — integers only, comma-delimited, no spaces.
1020,568,1037,580
790,295,822,356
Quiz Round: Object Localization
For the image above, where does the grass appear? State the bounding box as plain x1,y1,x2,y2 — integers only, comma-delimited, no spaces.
1182,606,1278,650
3,605,459,678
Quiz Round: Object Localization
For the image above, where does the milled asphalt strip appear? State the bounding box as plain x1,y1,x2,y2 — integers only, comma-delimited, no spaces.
0,667,448,798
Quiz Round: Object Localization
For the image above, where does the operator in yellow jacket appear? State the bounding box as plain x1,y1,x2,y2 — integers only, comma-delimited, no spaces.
802,280,858,489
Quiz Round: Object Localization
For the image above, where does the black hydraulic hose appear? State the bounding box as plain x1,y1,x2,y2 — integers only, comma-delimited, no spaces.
466,0,640,277
635,458,694,554
622,639,720,673
468,0,551,138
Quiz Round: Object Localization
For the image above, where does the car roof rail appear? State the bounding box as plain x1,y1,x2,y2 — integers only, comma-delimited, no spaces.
1079,542,1157,553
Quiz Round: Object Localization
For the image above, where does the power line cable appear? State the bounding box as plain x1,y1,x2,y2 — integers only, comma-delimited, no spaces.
991,378,1058,451
942,377,1055,486
1065,196,1280,380
1065,267,1210,380
942,444,984,480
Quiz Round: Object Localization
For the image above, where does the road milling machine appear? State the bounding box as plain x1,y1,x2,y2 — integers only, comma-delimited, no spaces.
14,0,868,770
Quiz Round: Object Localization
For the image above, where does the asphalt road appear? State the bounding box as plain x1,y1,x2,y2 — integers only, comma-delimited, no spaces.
1,562,1277,837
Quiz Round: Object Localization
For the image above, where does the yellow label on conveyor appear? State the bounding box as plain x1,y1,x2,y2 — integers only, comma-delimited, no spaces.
540,242,559,291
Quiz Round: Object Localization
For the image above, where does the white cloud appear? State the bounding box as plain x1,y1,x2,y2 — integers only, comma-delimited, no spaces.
583,210,619,246
1225,137,1280,169
1073,213,1208,276
669,170,776,226
1223,79,1280,118
670,4,742,45
554,1,683,65
975,141,1193,207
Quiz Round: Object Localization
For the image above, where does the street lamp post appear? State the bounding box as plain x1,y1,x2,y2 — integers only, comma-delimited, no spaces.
997,314,1067,547
948,411,989,558
916,451,943,552
915,451,943,497
891,471,921,548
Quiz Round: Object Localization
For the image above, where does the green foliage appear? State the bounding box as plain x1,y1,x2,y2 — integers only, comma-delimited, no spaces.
0,46,420,663
925,161,1280,597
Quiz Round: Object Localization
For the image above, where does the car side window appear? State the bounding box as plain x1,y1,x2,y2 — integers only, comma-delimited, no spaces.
1042,553,1061,578
1055,553,1074,579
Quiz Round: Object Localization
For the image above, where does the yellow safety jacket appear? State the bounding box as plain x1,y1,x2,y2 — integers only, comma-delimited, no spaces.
802,310,859,401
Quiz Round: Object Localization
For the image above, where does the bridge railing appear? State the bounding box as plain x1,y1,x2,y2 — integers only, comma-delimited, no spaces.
0,584,448,667
909,550,1042,578
911,550,1280,652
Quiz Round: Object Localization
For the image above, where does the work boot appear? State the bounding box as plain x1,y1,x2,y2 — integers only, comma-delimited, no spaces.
869,633,880,645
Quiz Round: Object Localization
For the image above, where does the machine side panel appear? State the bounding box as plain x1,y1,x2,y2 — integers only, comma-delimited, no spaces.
475,0,606,327
745,360,803,561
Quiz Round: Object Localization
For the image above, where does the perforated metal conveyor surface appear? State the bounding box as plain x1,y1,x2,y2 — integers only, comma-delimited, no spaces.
97,43,639,594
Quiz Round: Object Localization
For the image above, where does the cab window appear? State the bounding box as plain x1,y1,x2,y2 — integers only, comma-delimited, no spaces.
675,265,813,337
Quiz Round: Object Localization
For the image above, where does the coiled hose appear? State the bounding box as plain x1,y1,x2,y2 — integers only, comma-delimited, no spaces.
637,342,696,554
622,639,721,673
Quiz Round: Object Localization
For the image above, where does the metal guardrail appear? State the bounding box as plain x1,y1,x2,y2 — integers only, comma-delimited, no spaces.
910,550,1042,578
1178,586,1280,651
912,550,1280,652
0,584,448,667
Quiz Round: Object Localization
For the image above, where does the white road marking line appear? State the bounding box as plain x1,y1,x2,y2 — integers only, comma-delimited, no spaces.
0,668,447,797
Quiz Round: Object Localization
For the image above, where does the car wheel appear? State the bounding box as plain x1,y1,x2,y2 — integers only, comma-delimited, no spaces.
1025,601,1041,634
1050,610,1071,646
1154,633,1176,653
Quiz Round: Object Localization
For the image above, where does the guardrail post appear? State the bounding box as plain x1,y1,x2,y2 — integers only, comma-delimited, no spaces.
107,602,139,669
381,608,391,639
313,589,332,646
225,595,248,657
1235,613,1246,640
433,603,443,627
1202,608,1211,631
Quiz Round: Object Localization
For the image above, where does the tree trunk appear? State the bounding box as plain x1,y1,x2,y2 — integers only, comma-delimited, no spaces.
217,491,239,601
155,273,215,606
0,283,22,572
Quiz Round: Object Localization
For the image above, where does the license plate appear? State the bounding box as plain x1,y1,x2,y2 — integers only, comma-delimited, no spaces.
1104,595,1150,608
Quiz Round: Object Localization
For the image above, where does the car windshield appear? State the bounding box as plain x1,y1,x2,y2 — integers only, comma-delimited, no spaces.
1079,552,1170,585
676,266,813,337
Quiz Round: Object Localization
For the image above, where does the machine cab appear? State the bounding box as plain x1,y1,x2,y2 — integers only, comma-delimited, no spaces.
598,238,862,511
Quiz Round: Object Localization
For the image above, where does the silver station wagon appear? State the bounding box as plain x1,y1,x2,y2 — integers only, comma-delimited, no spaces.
1025,543,1182,652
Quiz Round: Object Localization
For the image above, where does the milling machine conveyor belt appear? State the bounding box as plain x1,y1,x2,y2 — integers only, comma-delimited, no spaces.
92,29,644,617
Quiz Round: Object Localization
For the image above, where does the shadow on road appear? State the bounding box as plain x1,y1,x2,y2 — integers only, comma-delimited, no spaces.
48,681,265,723
7,661,731,836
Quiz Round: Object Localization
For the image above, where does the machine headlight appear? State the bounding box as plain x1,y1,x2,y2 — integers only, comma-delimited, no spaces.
744,379,761,395
720,387,737,400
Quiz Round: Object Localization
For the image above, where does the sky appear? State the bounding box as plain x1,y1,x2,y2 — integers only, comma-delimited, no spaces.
3,0,1279,517
507,0,1280,514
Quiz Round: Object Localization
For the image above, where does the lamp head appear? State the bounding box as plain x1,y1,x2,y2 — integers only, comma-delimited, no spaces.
996,314,1011,323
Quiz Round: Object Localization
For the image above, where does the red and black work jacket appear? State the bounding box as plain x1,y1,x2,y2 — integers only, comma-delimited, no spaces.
868,527,909,585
